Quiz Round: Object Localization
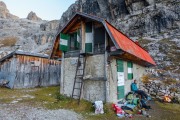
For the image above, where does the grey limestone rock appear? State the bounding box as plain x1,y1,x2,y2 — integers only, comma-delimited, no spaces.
27,11,42,21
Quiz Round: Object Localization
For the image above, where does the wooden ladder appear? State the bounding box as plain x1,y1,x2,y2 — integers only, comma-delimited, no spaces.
72,53,87,104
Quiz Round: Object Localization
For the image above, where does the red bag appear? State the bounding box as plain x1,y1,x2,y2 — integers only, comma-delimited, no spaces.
112,104,124,114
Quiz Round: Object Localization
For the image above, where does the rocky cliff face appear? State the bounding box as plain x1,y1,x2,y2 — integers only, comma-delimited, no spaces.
0,1,59,57
60,0,180,80
0,1,19,19
27,11,42,21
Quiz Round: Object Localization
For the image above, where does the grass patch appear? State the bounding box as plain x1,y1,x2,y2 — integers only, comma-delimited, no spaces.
156,101,180,112
138,39,151,46
0,37,18,47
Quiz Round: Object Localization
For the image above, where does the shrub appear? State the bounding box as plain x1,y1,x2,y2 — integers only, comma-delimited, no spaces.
163,78,177,86
0,37,18,47
141,74,151,84
55,92,71,101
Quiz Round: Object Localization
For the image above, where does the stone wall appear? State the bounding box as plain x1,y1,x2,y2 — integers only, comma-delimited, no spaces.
84,55,105,78
106,58,146,103
61,54,146,102
61,54,105,101
61,57,78,96
83,80,106,102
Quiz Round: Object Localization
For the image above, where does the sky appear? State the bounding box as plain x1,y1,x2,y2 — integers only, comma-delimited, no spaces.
1,0,76,20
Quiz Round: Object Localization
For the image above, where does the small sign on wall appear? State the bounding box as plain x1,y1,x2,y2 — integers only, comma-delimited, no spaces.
117,72,124,86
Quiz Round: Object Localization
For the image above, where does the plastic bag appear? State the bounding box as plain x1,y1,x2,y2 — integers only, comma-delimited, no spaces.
94,101,104,114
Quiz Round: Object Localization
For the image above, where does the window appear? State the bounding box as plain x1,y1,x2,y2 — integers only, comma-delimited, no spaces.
85,22,93,53
68,32,80,51
127,61,133,80
94,27,105,54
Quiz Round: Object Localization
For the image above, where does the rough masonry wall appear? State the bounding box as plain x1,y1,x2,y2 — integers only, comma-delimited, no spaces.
62,54,106,102
83,55,106,102
106,58,146,103
62,55,146,102
62,57,78,97
84,55,105,78
83,80,106,102
106,58,118,103
123,62,146,95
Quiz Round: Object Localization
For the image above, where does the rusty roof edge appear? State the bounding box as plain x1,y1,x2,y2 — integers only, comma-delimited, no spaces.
0,51,49,63
0,51,16,63
139,47,156,65
127,50,156,66
15,51,49,58
113,54,155,67
102,20,120,49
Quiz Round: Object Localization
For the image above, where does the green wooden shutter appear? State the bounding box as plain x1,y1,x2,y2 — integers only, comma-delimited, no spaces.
117,60,124,72
85,22,93,53
60,33,70,52
116,59,125,99
117,86,125,99
127,61,133,80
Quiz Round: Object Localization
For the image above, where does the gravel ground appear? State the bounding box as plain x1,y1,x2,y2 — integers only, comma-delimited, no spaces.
0,104,83,120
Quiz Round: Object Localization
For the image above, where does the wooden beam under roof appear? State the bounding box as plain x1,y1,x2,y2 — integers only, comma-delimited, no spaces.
62,16,80,33
67,22,81,34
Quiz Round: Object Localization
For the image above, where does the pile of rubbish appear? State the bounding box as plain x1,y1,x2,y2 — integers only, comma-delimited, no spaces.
112,92,151,118
93,92,152,118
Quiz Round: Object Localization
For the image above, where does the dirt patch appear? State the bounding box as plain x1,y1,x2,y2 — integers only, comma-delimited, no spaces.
0,104,83,120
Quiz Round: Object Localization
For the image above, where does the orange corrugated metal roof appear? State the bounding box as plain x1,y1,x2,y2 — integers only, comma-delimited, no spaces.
105,21,156,66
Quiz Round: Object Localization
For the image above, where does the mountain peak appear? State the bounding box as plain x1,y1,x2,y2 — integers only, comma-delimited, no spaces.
0,1,7,9
0,1,19,19
27,11,42,21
